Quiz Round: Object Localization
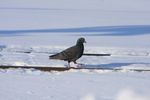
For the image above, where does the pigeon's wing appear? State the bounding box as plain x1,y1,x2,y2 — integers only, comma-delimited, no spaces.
49,45,79,61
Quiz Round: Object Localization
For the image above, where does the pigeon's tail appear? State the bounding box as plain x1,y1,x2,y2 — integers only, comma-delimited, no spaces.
49,53,61,59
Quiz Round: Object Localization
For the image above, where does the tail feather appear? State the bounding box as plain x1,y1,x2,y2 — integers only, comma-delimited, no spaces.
49,53,61,59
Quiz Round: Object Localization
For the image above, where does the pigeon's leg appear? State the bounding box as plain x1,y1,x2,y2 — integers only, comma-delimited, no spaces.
73,61,77,64
73,61,84,68
68,61,71,68
73,61,83,65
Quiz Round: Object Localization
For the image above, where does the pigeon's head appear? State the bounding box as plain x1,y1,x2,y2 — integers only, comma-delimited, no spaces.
77,37,86,44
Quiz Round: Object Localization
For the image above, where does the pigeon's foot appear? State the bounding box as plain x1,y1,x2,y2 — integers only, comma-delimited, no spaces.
66,62,77,68
64,64,71,68
65,62,85,68
64,62,76,68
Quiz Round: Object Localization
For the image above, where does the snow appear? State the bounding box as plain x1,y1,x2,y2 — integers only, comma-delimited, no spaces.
0,69,150,100
116,89,150,100
0,0,150,100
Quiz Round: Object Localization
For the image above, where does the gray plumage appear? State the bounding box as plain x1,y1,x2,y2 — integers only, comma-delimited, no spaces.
49,38,86,66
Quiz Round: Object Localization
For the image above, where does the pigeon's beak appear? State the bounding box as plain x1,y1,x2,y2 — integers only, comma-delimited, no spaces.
84,41,86,43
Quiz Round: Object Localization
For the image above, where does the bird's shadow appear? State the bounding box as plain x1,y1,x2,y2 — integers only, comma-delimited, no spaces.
81,62,150,69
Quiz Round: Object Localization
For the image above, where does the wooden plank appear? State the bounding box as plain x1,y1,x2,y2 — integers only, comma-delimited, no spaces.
15,51,111,56
83,53,111,56
0,65,70,72
0,65,150,72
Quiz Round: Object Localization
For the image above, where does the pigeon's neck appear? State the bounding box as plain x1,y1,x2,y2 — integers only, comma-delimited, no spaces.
76,42,84,47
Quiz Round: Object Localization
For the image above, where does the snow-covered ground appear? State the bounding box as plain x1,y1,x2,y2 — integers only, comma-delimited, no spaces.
0,0,150,100
0,69,150,100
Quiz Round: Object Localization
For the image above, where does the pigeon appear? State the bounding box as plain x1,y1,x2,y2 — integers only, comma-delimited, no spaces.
49,37,86,67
